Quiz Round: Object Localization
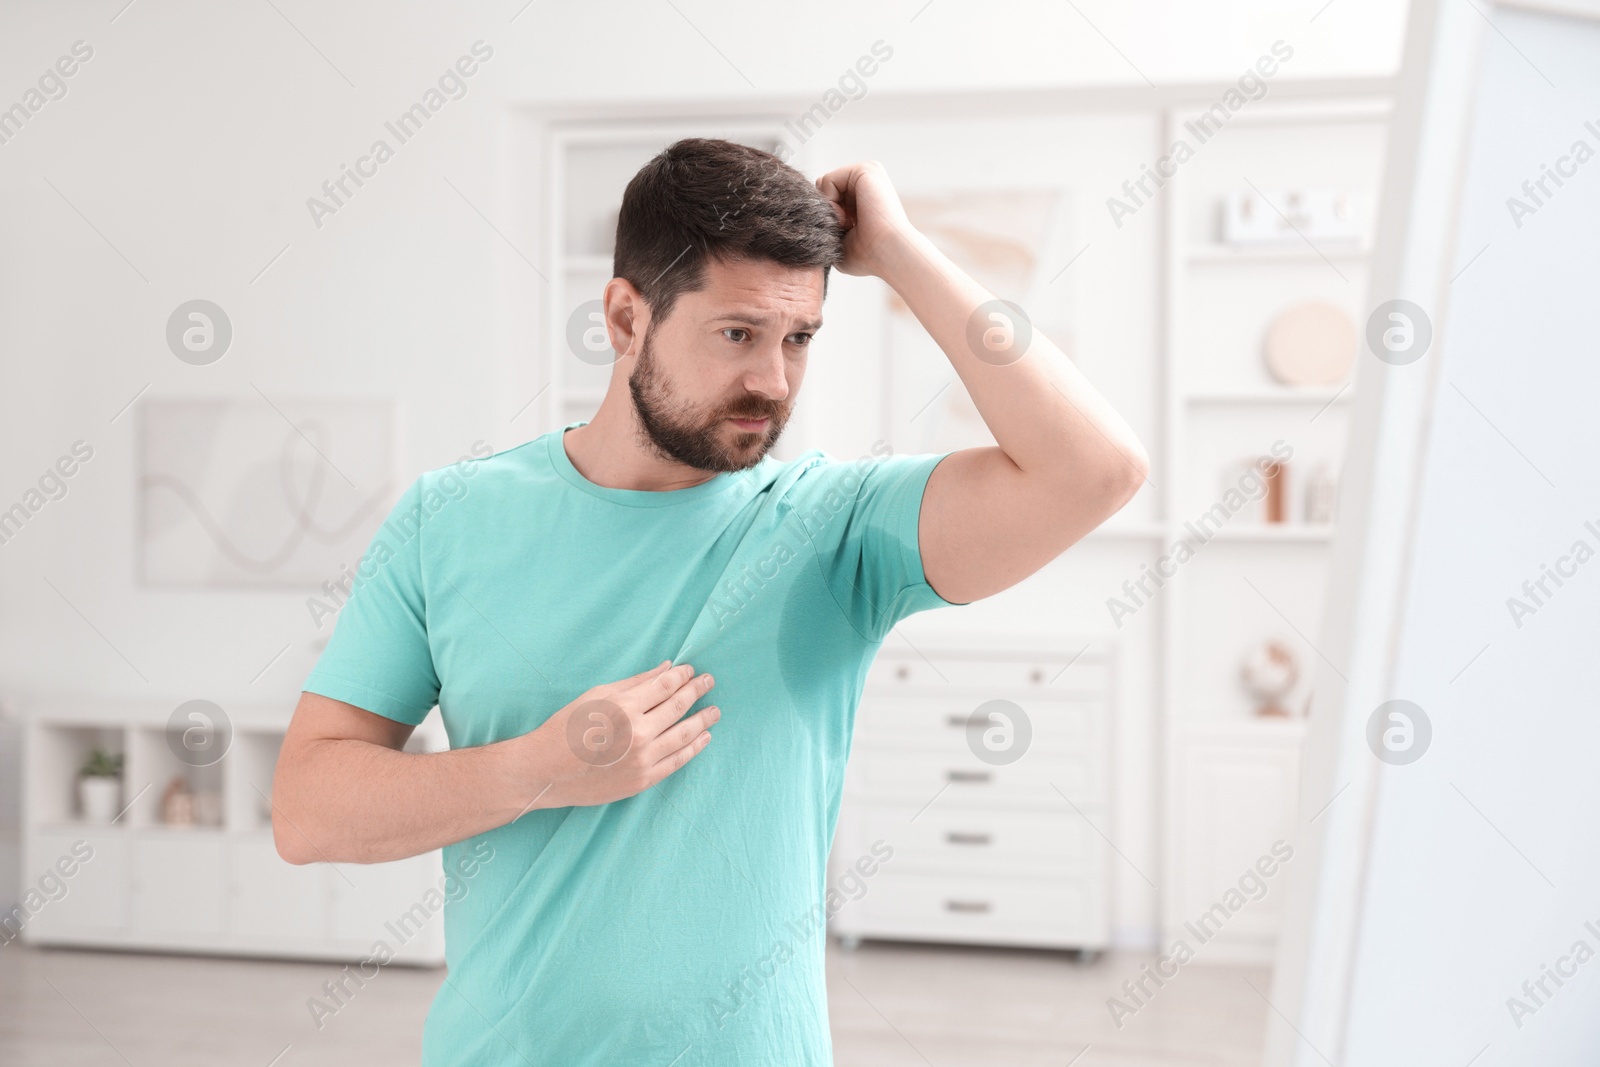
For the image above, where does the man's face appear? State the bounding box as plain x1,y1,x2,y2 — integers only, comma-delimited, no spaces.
626,255,823,473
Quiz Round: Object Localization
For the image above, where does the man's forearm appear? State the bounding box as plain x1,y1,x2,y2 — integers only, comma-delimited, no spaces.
273,731,554,866
274,664,717,866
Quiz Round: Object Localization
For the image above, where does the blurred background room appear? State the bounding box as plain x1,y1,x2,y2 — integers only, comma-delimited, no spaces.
2,0,1598,1064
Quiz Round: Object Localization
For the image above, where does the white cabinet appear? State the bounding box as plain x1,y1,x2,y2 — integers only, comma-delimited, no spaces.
132,834,226,936
830,636,1113,952
18,700,447,965
331,852,444,962
1164,720,1305,963
229,836,329,942
854,871,1105,946
23,830,126,938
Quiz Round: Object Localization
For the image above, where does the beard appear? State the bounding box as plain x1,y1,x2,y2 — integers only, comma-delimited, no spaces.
626,325,792,473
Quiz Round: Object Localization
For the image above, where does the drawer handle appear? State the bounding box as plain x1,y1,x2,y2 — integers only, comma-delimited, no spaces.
945,831,992,846
896,665,911,680
946,770,991,784
945,900,991,914
945,714,972,728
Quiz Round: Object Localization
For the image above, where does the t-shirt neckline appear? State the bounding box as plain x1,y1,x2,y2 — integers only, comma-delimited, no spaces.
546,421,749,508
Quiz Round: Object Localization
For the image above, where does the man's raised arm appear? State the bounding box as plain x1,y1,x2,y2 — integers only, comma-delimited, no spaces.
815,160,1151,608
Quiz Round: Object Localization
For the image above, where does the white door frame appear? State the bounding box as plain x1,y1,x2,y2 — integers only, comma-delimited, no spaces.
1262,0,1489,1062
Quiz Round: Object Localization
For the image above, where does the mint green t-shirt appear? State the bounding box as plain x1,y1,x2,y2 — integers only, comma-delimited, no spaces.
302,422,960,1066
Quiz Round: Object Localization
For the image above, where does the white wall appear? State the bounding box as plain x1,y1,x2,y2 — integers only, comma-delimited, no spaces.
0,0,1405,931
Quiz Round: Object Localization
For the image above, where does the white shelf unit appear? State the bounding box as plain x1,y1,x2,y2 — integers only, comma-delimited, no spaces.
540,118,810,453
17,698,448,965
830,635,1113,953
1183,243,1372,265
1185,386,1351,406
1156,95,1390,961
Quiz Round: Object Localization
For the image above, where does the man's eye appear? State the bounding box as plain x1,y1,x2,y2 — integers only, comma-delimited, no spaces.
789,333,813,346
723,328,749,343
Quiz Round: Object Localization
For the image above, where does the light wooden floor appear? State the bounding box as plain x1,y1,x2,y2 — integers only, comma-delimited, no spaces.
0,939,1270,1065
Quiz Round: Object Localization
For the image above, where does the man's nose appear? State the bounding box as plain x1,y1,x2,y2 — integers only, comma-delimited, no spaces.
743,347,790,402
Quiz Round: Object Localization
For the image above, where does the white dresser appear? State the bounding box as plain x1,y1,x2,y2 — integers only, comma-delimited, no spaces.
830,636,1113,954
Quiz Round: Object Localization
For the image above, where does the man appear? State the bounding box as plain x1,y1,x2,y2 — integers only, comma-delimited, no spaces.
273,137,1148,1065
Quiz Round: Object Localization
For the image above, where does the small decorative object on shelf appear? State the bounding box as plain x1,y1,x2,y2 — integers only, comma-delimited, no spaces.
1222,187,1362,246
1305,463,1344,524
1263,301,1356,386
1220,455,1286,524
77,748,123,823
1241,640,1300,717
161,774,196,827
1305,463,1339,524
1263,460,1288,523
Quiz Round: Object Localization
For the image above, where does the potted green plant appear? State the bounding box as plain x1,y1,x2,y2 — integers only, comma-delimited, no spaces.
78,748,124,823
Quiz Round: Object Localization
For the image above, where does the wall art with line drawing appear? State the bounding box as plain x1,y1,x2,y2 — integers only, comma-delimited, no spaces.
138,396,396,587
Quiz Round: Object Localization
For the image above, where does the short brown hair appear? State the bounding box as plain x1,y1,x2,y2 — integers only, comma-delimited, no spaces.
612,137,844,327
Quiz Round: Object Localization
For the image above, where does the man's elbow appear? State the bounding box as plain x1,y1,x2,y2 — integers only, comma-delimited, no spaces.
1102,440,1150,510
272,804,316,865
270,758,317,865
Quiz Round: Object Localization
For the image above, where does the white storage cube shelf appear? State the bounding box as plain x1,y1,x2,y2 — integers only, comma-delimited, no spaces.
19,700,446,965
830,638,1115,953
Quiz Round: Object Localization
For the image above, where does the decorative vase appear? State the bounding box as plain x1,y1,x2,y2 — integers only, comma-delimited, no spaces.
161,774,196,827
79,775,122,823
1241,640,1300,717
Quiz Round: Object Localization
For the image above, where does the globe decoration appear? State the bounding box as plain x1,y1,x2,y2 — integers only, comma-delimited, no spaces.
1240,640,1299,717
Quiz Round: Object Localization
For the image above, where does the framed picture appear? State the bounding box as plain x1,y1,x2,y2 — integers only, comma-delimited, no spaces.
883,187,1076,453
138,396,397,587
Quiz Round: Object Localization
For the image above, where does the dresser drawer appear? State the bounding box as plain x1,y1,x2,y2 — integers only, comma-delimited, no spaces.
846,746,1103,806
867,654,1109,696
845,804,1106,878
839,871,1107,948
854,693,1104,757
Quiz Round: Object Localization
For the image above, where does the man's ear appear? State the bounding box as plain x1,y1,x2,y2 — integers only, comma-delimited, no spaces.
604,277,648,357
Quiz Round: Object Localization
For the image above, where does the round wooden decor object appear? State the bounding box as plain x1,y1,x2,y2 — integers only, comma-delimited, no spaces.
1263,301,1356,386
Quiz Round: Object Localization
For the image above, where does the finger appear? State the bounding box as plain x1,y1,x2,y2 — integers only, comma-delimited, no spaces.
618,661,694,702
651,705,720,756
639,671,715,738
816,166,858,207
646,729,712,787
815,172,854,220
613,660,675,687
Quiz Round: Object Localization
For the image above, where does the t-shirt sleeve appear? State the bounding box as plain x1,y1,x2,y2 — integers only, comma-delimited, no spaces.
798,450,965,644
301,476,440,725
